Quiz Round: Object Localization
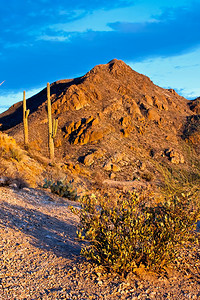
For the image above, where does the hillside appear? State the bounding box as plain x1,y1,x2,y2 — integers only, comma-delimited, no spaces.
0,59,199,192
0,59,200,299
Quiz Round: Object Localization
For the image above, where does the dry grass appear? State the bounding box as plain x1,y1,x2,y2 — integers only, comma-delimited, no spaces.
156,161,200,199
0,132,24,162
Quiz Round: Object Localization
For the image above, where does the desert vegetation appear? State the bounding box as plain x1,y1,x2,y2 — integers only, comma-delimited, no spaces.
43,177,78,200
0,131,24,162
71,190,199,276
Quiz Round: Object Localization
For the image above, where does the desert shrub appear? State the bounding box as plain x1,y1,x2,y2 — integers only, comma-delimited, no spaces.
43,178,78,200
0,133,23,161
72,192,199,275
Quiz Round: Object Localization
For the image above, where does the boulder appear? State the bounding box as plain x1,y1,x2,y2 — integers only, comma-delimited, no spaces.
121,116,131,127
83,153,95,166
103,161,112,171
147,108,160,122
112,164,121,172
89,130,104,143
144,95,153,106
165,148,184,164
153,96,163,110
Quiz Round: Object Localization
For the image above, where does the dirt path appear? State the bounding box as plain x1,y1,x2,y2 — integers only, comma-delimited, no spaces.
0,187,199,299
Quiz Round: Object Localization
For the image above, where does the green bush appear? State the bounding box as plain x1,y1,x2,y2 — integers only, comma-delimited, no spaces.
43,178,78,200
72,192,199,275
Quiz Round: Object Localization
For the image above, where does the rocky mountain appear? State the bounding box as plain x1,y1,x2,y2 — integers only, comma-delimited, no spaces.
0,59,199,191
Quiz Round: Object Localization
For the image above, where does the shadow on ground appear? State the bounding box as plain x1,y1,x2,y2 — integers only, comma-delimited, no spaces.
0,200,84,259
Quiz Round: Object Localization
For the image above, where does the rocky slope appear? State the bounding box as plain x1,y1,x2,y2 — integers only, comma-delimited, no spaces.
0,59,199,190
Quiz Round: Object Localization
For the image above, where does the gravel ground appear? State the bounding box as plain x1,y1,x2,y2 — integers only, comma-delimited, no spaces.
0,186,199,299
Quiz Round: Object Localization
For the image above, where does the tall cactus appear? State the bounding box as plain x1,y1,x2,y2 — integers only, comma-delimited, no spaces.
23,91,30,146
47,82,58,160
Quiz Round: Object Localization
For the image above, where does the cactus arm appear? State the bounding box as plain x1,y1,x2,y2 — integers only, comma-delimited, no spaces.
25,109,30,118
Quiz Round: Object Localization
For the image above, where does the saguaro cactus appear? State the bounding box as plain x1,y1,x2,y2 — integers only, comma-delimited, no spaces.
23,91,30,146
47,82,58,160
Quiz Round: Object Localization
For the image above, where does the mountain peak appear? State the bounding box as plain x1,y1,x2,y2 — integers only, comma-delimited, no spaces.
0,59,199,192
107,58,127,66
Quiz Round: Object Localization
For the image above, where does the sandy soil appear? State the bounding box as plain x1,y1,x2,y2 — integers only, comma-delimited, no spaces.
0,186,199,299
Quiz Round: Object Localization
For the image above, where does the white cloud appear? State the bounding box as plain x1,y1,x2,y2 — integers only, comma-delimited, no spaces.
37,34,71,42
48,0,192,35
49,5,161,34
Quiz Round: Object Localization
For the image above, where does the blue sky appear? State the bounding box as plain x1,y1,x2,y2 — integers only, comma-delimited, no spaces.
0,0,200,113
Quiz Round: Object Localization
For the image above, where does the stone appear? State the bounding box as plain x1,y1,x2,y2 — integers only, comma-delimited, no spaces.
89,130,104,143
167,97,177,108
103,161,112,171
83,153,95,166
109,172,116,179
78,132,89,145
144,94,153,106
131,100,142,116
73,137,79,145
112,152,124,162
74,120,82,130
162,102,168,111
171,156,180,164
94,149,105,159
64,85,87,111
76,127,85,137
65,122,75,135
121,126,134,137
153,96,163,110
112,164,121,172
74,164,81,172
147,108,160,122
165,148,185,164
168,88,178,96
121,116,131,127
